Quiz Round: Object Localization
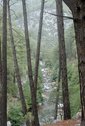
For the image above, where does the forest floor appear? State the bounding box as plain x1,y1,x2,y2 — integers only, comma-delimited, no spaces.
44,119,80,126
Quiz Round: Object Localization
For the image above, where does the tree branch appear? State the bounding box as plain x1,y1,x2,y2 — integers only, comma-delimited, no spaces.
44,11,75,20
10,9,19,19
12,28,24,38
10,1,17,6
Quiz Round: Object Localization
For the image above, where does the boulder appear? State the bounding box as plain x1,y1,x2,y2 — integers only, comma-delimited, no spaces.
7,121,11,126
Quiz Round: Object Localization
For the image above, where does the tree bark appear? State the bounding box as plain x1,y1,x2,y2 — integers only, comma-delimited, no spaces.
21,0,40,126
63,0,85,125
54,43,61,120
72,1,85,125
1,0,7,126
0,34,2,126
63,0,76,11
7,1,30,126
56,0,71,120
54,81,61,120
34,0,45,92
0,35,1,88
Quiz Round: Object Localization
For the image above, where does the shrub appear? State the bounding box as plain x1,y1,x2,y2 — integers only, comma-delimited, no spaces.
8,106,24,126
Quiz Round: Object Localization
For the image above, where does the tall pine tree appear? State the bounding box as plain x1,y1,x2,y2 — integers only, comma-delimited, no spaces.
1,0,7,125
63,0,85,125
56,0,71,120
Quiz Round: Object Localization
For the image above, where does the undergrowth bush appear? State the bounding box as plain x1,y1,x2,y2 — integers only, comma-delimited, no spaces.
8,106,24,126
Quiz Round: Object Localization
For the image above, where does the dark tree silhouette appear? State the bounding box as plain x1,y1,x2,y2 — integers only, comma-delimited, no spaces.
1,0,7,126
63,0,85,125
0,34,2,126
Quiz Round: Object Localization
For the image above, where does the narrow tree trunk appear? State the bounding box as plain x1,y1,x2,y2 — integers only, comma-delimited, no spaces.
73,1,85,125
0,35,1,87
21,0,40,126
0,35,2,125
54,81,61,120
1,0,7,126
34,0,45,91
55,0,71,120
54,52,61,120
13,72,16,84
7,1,30,126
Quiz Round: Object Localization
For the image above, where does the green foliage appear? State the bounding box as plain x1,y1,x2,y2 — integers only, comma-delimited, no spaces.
70,84,80,117
8,106,24,126
67,61,79,85
23,81,31,105
6,0,81,122
38,67,43,82
24,112,34,122
7,82,18,97
65,25,77,59
23,67,43,105
37,86,43,103
67,61,80,117
42,45,59,68
37,67,43,103
50,46,60,81
51,65,58,82
7,69,18,97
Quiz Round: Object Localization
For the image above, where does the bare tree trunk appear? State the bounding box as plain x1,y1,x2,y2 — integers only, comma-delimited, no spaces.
1,0,7,125
54,54,61,120
55,0,71,120
63,0,85,125
0,35,2,126
54,80,61,120
21,0,40,126
72,1,85,125
7,1,30,126
34,0,45,91
13,72,16,84
0,34,1,89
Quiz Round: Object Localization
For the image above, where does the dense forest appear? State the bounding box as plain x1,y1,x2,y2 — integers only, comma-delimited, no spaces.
0,0,85,126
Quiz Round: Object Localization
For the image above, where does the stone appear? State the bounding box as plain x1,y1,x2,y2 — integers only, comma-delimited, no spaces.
7,121,11,126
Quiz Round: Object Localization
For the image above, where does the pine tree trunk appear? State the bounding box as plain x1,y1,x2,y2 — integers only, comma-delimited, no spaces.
34,0,45,91
21,0,40,126
13,72,16,84
73,1,85,125
63,0,85,124
54,82,61,120
0,34,2,126
1,0,7,125
7,1,30,126
54,48,61,120
55,0,71,120
0,36,1,87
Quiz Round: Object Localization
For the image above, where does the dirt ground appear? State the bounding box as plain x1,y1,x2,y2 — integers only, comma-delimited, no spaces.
44,120,80,126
